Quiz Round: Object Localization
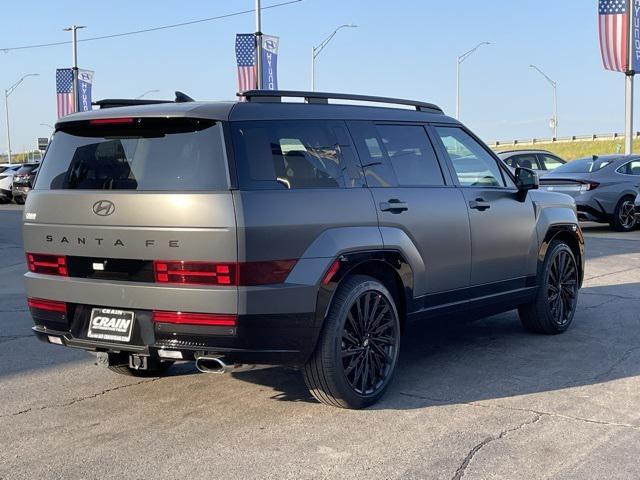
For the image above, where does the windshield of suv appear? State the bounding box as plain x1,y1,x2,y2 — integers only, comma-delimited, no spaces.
35,119,228,191
551,157,612,174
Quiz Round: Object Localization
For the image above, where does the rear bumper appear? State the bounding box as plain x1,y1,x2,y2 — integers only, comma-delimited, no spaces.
0,188,11,200
31,307,317,365
12,185,30,198
576,202,609,223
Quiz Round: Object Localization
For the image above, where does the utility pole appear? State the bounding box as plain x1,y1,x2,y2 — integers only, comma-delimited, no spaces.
456,42,490,120
529,64,558,139
63,25,86,112
255,0,263,90
4,73,38,164
311,24,358,91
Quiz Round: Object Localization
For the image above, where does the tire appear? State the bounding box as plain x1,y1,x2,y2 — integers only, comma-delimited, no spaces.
519,240,579,334
107,361,174,377
14,197,24,205
610,196,637,232
303,275,401,409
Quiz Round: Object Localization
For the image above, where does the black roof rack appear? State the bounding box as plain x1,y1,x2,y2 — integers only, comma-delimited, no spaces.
239,90,444,114
94,91,194,109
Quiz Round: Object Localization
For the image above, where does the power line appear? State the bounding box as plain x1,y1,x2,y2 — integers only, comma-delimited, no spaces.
0,0,302,53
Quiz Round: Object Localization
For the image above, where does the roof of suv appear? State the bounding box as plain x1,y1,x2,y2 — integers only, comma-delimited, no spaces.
55,90,458,127
496,149,555,157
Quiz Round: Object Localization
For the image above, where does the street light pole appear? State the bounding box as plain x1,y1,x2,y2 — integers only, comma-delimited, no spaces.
311,24,358,91
529,64,558,139
63,25,86,112
456,42,490,120
4,73,39,164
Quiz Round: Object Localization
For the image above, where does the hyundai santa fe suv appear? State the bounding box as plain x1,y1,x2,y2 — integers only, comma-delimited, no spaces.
23,90,584,409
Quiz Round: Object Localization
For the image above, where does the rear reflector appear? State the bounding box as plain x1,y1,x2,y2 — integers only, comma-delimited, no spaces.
26,253,68,276
153,260,297,286
321,259,341,285
89,117,135,125
158,349,184,360
27,297,67,313
152,310,237,326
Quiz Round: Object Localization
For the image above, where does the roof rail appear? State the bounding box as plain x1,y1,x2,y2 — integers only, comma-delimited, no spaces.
94,91,194,109
239,90,444,114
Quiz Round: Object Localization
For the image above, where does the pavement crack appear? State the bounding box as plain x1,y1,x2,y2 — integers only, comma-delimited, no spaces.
1,378,160,418
580,291,640,301
584,266,639,281
451,413,542,480
0,334,32,345
592,345,640,382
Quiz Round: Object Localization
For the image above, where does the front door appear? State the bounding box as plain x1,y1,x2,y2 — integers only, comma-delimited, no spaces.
432,126,537,288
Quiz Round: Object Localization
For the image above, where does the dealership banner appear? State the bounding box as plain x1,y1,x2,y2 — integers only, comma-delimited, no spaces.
76,69,94,113
261,35,279,90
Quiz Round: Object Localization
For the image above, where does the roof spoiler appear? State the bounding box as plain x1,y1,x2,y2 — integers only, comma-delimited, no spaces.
93,91,195,109
238,90,444,114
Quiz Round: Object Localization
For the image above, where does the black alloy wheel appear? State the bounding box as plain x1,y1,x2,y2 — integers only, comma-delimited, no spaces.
547,248,579,327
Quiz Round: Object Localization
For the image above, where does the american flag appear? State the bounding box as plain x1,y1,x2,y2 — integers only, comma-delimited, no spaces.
56,68,75,118
236,34,257,93
598,0,630,72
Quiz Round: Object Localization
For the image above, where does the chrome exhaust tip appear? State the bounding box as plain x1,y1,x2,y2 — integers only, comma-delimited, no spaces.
195,355,232,374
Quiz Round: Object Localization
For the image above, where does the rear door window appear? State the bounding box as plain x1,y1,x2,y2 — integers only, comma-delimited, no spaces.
35,119,229,191
509,154,540,170
538,154,564,171
231,121,348,189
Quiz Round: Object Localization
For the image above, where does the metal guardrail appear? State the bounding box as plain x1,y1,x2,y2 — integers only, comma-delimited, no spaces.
490,131,640,148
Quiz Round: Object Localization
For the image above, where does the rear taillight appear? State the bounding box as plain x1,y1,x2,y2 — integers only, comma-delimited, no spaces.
26,253,68,276
153,261,236,285
153,260,296,286
580,182,599,192
152,310,237,326
89,117,135,125
27,297,67,313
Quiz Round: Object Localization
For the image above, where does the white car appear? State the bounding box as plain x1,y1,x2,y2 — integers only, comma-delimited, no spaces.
0,164,22,203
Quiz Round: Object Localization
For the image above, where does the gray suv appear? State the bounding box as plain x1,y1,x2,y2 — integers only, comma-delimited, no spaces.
23,90,584,409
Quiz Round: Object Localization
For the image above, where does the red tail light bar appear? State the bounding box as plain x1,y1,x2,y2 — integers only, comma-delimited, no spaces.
153,260,296,286
27,297,67,313
26,253,68,276
152,311,237,326
89,117,135,125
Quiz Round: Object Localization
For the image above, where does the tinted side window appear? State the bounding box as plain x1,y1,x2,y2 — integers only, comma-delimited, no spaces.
539,154,564,170
435,127,505,187
617,160,640,175
232,121,347,189
347,122,398,187
510,154,539,170
376,125,444,186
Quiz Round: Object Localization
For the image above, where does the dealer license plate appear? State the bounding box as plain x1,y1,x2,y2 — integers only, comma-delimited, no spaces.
87,308,135,342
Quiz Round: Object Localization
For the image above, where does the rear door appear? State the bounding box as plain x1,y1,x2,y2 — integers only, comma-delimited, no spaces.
432,126,538,289
348,121,471,305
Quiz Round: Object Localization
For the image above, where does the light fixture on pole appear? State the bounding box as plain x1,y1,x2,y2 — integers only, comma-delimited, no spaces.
529,64,558,139
136,90,160,99
63,25,86,113
4,73,39,165
311,24,358,91
40,123,55,130
456,42,490,120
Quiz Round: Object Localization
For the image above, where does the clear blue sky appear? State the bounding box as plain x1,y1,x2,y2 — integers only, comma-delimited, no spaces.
0,0,631,153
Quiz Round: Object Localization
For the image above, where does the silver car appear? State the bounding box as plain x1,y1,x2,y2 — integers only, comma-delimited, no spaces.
541,155,640,231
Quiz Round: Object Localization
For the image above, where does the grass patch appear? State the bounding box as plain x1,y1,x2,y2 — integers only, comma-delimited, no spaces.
492,138,640,160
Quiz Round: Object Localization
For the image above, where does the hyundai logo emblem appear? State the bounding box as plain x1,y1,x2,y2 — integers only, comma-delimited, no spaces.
92,200,115,216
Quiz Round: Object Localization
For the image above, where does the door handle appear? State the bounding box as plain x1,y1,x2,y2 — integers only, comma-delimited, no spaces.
379,199,409,213
469,198,491,211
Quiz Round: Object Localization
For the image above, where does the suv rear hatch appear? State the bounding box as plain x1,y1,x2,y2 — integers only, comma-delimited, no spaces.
23,116,238,316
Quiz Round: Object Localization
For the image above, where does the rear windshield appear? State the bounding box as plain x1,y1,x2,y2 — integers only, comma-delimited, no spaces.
35,119,228,191
551,157,612,174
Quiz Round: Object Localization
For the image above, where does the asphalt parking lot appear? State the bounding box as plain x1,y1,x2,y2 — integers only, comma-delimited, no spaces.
1,204,639,479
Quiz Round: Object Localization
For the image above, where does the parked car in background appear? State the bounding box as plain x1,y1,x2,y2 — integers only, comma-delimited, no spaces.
540,154,640,231
496,149,566,177
0,164,22,203
11,163,39,205
635,192,640,224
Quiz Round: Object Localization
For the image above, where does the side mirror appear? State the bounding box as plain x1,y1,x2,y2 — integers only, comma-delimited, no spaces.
515,167,539,192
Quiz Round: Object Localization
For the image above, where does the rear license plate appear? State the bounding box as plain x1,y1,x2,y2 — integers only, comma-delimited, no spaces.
87,308,135,342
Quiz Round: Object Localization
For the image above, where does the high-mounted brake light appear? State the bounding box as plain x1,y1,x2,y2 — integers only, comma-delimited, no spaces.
89,117,135,125
27,297,67,313
152,311,237,326
153,260,297,286
26,253,68,276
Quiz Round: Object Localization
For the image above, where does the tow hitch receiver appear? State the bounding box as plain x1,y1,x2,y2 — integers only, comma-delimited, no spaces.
96,352,151,370
129,354,148,370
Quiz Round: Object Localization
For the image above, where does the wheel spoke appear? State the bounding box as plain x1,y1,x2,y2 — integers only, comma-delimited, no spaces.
346,312,362,341
362,292,371,331
342,347,364,358
342,329,360,346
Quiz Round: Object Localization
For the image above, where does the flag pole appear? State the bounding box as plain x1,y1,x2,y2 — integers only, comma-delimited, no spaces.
63,25,85,113
255,0,263,90
625,0,634,154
